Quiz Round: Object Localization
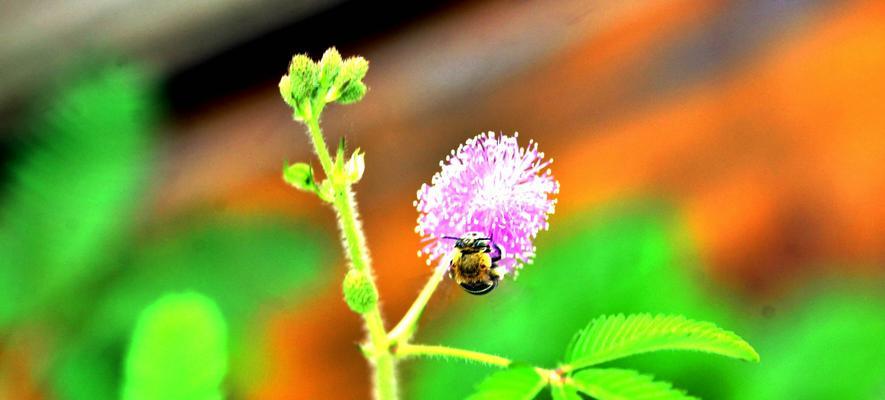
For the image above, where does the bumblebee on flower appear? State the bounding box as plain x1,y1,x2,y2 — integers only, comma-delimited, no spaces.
414,132,560,294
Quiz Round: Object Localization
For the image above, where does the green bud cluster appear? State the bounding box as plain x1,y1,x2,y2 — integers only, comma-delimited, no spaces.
278,47,369,121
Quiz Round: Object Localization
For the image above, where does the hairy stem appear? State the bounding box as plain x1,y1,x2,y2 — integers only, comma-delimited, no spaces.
332,181,371,273
365,309,397,399
388,263,448,343
306,116,334,178
395,343,512,368
304,116,397,400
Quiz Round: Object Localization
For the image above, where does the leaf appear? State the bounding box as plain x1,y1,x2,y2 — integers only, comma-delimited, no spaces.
466,365,546,400
571,368,697,400
283,162,318,192
122,292,228,400
0,65,156,326
565,314,759,370
550,383,582,400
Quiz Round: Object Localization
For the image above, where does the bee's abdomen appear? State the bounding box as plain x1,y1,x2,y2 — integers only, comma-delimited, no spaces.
459,253,491,277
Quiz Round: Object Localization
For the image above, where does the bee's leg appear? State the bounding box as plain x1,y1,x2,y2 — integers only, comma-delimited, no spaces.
490,243,504,264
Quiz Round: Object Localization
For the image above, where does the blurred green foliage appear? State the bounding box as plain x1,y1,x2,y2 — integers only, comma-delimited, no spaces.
741,280,885,400
0,65,155,325
51,216,329,399
406,202,885,400
0,64,330,399
122,292,228,400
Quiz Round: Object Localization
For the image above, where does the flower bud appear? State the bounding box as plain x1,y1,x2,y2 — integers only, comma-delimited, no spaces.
319,47,343,88
345,148,366,183
340,57,369,83
278,75,294,106
337,81,367,105
343,270,377,314
287,54,318,103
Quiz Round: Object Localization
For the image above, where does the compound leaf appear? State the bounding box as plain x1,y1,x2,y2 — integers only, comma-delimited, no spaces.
565,314,758,370
550,383,581,400
467,365,546,400
571,368,696,400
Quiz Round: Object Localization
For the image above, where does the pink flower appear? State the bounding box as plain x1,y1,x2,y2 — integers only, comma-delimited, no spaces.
414,132,559,276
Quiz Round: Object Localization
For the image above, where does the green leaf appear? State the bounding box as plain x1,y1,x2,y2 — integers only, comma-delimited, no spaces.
565,314,758,370
571,368,697,400
283,162,318,192
122,292,228,400
467,365,546,400
550,383,582,400
0,65,155,326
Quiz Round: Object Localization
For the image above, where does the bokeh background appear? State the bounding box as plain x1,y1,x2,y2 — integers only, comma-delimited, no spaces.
2,0,884,399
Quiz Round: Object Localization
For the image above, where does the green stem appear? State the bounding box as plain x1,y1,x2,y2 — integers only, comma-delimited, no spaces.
388,263,448,344
396,343,560,388
306,117,334,177
332,181,371,273
303,115,397,400
366,309,397,400
395,343,512,368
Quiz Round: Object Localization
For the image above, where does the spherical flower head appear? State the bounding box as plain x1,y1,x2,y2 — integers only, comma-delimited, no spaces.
414,132,559,276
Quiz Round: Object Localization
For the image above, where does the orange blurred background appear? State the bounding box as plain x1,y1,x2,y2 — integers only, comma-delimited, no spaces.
2,0,884,398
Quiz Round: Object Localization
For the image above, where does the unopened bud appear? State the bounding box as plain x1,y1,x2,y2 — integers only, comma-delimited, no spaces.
278,75,294,106
287,55,318,102
319,48,343,87
340,57,369,83
345,148,366,183
337,81,367,105
343,270,377,314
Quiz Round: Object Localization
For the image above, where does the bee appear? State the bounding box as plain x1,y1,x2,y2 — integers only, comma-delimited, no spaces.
443,232,504,295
